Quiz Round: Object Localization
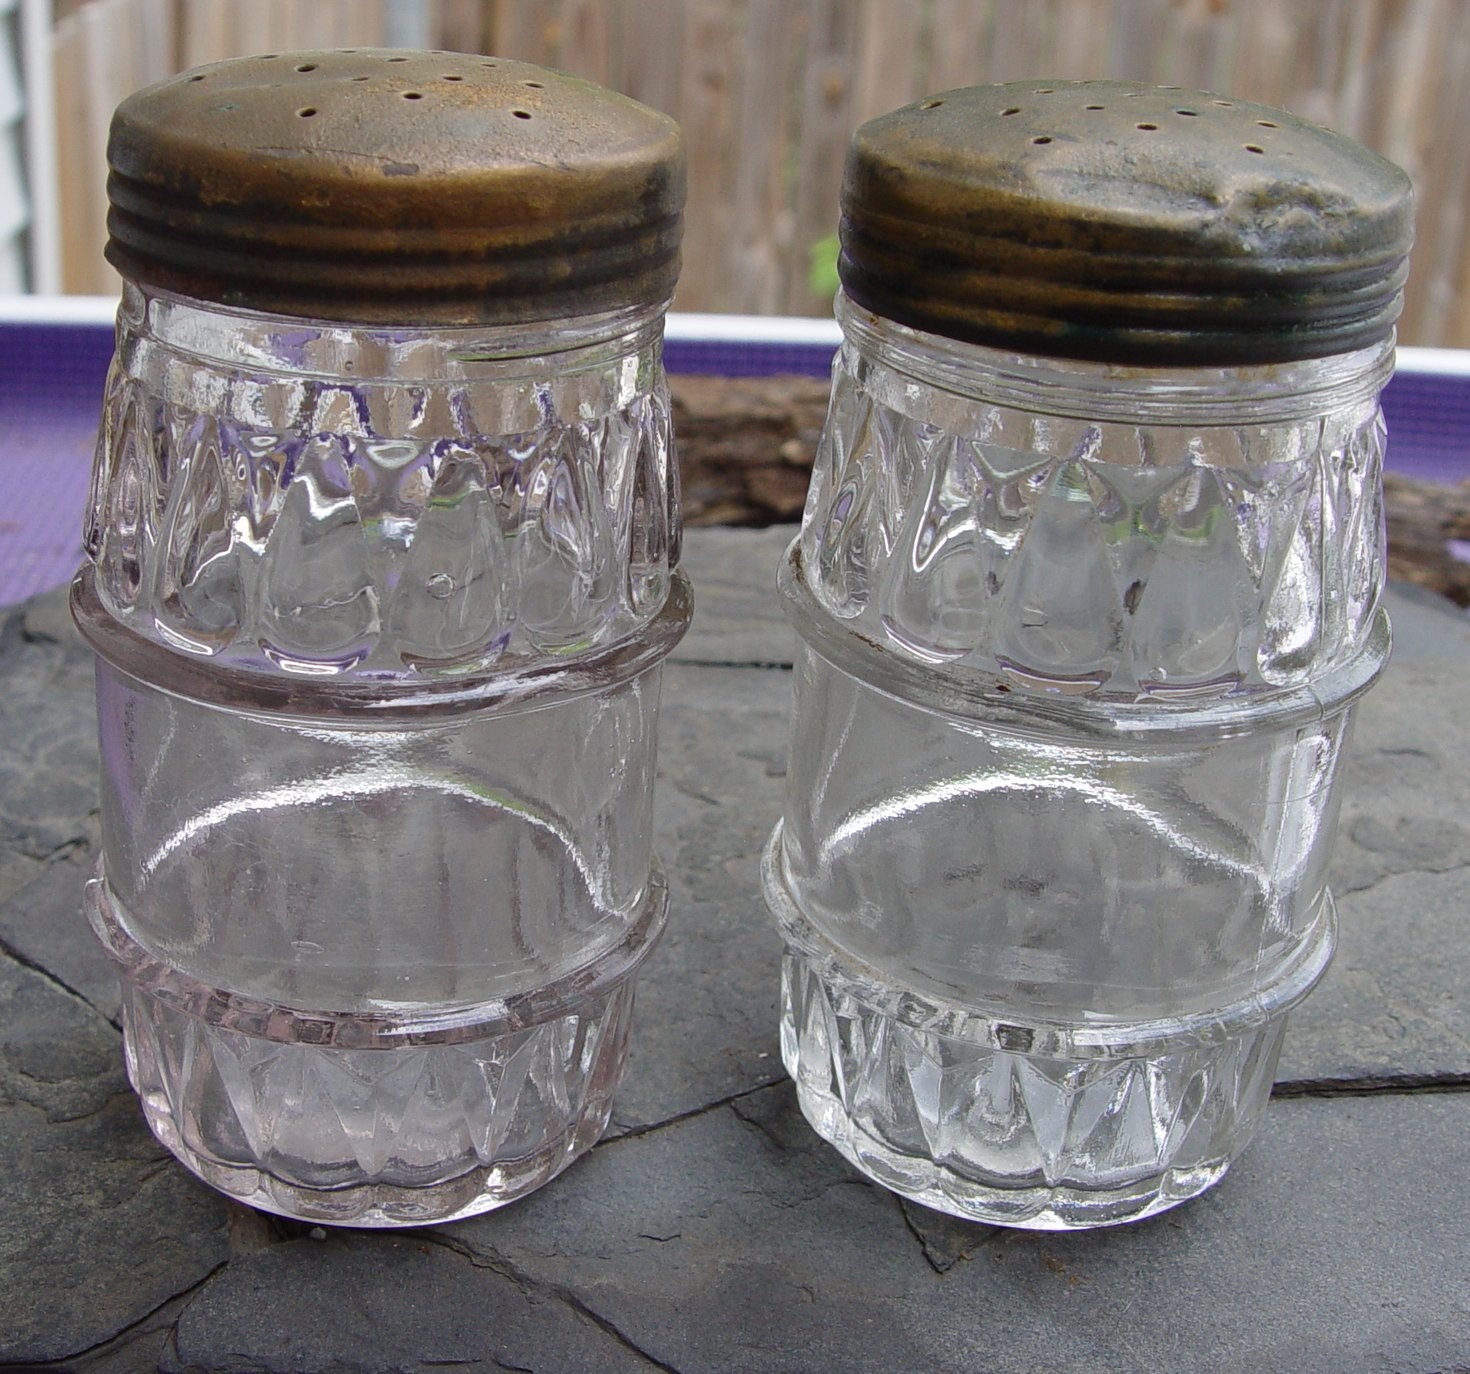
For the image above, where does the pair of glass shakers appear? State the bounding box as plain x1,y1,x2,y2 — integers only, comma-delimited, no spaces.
77,52,1412,1230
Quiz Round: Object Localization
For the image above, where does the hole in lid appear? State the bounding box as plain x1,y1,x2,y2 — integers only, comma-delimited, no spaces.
1257,119,1278,128
297,107,317,118
920,99,943,109
443,74,463,81
1084,103,1104,110
388,56,409,62
512,109,531,119
296,63,317,72
351,75,369,81
260,53,277,59
1032,135,1052,144
189,74,206,82
1001,106,1021,115
340,49,356,53
1175,108,1198,116
403,91,422,99
1136,122,1158,130
1245,144,1265,154
524,80,544,88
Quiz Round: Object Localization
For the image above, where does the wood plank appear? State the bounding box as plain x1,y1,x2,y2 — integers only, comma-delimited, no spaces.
788,0,858,314
431,0,488,54
178,0,232,68
926,0,993,96
675,0,738,312
50,12,93,292
614,0,683,114
727,0,803,314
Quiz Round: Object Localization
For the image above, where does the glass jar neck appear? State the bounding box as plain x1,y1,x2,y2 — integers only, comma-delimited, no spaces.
835,290,1395,426
120,281,669,383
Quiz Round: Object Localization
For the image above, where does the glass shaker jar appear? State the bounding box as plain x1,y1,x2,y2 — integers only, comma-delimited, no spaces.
73,51,687,1226
765,81,1412,1229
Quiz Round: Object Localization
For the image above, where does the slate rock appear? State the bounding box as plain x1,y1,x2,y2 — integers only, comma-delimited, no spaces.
1330,654,1470,898
613,663,790,1134
1282,863,1470,1085
0,589,98,865
453,1083,993,1374
0,949,229,1365
162,1234,657,1374
21,580,88,652
0,855,121,1025
0,940,120,1125
1378,578,1470,664
451,1084,1470,1374
675,525,796,666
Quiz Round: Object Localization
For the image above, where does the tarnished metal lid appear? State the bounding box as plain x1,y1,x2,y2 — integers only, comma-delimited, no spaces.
106,50,684,324
839,80,1414,364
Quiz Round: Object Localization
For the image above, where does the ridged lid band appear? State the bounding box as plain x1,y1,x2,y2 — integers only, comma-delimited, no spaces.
106,50,685,325
839,81,1414,365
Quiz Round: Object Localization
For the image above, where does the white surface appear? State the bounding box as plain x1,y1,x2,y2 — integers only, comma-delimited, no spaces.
1397,346,1470,376
18,0,55,292
666,312,842,346
0,290,115,320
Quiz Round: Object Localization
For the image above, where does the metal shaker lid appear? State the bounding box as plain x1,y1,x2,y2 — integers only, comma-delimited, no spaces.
106,49,684,325
838,80,1413,364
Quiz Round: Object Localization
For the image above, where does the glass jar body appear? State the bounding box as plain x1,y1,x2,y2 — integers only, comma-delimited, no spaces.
765,294,1391,1228
77,285,686,1225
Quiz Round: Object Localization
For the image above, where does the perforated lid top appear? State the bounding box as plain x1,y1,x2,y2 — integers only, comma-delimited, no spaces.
106,49,685,324
839,80,1414,364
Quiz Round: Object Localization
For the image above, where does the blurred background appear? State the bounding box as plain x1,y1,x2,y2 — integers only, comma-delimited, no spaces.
3,0,1468,345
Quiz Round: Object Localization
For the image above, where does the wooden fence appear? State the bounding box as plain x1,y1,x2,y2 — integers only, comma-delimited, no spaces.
45,0,1470,348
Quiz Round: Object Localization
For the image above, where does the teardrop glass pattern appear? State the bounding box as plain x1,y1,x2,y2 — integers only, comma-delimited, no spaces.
878,435,988,663
391,446,510,672
85,311,674,678
153,415,243,654
256,438,380,674
992,459,1123,692
508,425,618,654
794,348,1387,700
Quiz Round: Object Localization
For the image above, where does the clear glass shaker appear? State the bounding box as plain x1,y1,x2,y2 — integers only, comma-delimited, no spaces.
765,81,1413,1228
73,50,687,1226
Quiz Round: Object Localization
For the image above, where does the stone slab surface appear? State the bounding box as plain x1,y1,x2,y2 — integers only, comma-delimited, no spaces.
89,1086,1468,1374
160,1235,655,1374
0,533,1467,1369
0,945,231,1366
0,855,121,1026
613,663,790,1134
447,1086,1470,1374
675,525,796,666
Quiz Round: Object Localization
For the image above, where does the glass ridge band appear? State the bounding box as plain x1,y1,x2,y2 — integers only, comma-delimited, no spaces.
72,566,693,724
780,543,1390,741
765,828,1336,1060
89,861,670,1048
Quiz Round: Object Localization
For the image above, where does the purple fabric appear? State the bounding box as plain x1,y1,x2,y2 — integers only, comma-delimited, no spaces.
664,336,837,378
1378,371,1470,486
1,321,1466,608
0,323,113,607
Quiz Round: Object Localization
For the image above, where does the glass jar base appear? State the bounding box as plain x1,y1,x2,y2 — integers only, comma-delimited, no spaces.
779,950,1286,1230
91,870,666,1228
791,1071,1234,1231
120,977,630,1227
